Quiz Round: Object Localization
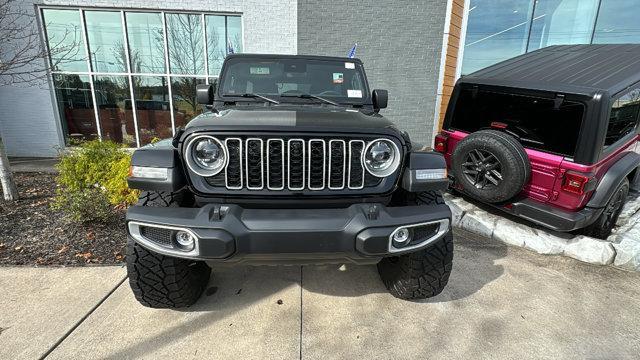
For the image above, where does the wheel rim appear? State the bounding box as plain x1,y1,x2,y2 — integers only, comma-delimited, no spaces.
461,149,503,190
602,187,625,229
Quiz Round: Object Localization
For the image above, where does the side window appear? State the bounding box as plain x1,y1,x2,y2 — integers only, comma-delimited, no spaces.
605,87,640,147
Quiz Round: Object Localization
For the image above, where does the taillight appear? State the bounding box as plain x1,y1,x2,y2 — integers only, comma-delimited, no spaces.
434,133,448,153
562,172,593,195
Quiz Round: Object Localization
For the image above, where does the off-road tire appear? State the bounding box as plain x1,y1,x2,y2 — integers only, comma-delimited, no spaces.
377,191,453,300
126,190,210,308
580,178,629,239
452,130,530,203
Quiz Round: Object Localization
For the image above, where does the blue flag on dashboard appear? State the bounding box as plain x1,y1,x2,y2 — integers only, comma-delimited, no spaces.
228,42,235,54
348,43,357,58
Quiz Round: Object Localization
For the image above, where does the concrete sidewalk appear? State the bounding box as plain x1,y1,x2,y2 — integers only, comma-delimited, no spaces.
2,231,640,359
8,157,58,173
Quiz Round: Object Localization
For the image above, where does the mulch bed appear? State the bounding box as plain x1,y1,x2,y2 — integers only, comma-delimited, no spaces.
0,172,126,266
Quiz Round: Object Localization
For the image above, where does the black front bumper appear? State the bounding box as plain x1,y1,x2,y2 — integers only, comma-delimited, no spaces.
126,203,451,265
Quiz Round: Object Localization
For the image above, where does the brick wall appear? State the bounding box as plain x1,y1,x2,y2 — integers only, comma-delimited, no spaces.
0,0,297,157
436,0,466,130
297,0,448,146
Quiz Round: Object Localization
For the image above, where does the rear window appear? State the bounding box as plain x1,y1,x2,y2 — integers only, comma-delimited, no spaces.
449,88,585,157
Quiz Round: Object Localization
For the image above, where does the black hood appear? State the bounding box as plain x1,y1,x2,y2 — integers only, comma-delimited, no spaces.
184,106,401,136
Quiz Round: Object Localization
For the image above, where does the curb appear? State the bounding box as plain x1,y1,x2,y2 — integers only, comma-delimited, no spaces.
444,192,640,271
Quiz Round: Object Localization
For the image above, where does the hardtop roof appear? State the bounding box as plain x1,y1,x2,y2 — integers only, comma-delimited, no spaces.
459,44,640,96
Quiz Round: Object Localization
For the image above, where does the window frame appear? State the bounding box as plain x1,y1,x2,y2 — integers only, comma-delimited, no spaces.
38,5,243,148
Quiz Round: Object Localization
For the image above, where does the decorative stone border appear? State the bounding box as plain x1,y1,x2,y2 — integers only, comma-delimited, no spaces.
445,191,640,271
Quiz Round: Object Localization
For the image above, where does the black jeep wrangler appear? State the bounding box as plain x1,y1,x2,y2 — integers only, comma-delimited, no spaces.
125,54,453,308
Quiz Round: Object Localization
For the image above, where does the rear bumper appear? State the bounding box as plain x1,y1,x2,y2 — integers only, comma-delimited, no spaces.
501,198,602,232
126,203,451,265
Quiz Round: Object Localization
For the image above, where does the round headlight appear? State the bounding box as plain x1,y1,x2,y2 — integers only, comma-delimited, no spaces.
363,139,401,177
185,136,227,176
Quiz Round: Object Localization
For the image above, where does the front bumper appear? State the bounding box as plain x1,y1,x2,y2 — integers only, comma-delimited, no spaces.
126,203,451,265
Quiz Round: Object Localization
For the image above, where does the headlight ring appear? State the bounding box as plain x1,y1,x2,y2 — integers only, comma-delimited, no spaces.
184,135,228,177
363,138,401,178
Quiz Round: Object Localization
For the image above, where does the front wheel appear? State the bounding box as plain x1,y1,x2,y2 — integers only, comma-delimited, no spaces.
378,232,454,300
126,191,210,308
378,191,453,300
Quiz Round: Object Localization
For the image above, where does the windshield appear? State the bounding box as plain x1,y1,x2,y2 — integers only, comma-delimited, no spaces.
218,57,370,105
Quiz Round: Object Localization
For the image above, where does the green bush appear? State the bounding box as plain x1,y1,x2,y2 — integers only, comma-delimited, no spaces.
53,140,139,222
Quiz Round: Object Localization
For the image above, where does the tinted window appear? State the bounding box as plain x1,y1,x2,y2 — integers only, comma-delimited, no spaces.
605,88,640,147
449,88,584,157
85,11,126,73
593,0,640,44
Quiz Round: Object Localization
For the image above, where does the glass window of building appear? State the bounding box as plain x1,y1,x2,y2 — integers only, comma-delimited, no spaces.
42,9,87,72
461,0,535,75
126,12,166,74
85,11,127,73
41,7,242,147
52,74,97,143
527,0,598,52
593,0,640,44
166,13,205,75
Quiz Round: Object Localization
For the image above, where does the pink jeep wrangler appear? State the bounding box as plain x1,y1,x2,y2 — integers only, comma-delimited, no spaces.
436,45,640,239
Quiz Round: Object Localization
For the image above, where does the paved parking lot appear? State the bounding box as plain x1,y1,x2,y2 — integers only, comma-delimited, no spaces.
2,230,640,360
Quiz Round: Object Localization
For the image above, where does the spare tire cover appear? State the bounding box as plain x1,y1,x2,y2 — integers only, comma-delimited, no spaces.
451,130,531,203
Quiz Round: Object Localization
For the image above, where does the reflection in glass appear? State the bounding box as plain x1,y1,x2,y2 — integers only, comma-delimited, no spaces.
85,11,126,73
171,78,206,128
132,76,172,145
126,12,166,73
206,15,226,76
166,13,205,75
527,0,597,52
42,9,87,72
227,17,243,54
605,87,640,147
53,74,97,143
593,0,640,44
93,76,136,147
461,0,535,74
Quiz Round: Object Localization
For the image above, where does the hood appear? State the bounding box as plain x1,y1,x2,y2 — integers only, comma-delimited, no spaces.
185,107,400,135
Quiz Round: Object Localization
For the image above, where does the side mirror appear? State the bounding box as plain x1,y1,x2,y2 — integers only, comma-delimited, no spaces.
196,84,214,105
372,89,388,111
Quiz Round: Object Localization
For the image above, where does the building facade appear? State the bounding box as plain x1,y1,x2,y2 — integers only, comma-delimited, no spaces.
1,0,639,157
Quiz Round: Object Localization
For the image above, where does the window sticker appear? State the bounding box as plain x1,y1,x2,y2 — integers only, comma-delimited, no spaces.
347,89,362,98
250,67,270,75
332,73,344,84
345,62,355,69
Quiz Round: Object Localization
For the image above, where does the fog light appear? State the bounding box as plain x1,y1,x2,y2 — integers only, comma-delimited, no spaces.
174,230,195,251
392,227,411,247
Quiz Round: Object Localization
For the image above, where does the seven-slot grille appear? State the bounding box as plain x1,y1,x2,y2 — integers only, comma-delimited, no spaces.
202,136,385,191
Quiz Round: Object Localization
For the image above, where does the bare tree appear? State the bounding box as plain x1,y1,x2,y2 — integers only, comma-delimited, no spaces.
0,0,80,200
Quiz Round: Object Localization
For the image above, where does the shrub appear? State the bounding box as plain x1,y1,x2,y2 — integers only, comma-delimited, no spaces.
53,140,139,222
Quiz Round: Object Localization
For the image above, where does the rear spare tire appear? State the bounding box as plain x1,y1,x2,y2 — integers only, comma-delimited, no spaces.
452,130,530,203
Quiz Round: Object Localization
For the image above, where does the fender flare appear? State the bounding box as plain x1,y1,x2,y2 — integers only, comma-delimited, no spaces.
127,147,186,192
586,152,640,208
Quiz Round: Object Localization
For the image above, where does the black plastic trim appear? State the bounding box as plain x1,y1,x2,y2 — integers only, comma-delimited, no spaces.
587,152,640,208
127,148,186,192
126,202,451,265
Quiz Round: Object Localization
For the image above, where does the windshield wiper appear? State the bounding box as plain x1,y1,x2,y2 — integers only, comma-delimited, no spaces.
223,93,279,104
281,93,340,106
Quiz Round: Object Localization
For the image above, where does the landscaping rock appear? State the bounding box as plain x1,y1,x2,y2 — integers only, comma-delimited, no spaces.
492,218,530,247
459,210,497,238
613,235,640,271
563,236,616,265
522,230,568,255
617,191,640,226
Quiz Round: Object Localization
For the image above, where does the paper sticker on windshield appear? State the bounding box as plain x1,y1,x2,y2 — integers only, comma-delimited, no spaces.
332,73,344,84
250,67,270,75
347,89,362,98
345,62,355,69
